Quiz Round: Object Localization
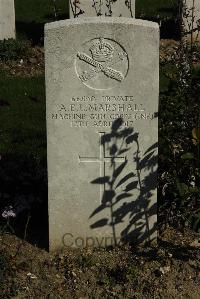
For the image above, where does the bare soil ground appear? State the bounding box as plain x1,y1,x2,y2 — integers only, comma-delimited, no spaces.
0,46,44,76
0,228,199,299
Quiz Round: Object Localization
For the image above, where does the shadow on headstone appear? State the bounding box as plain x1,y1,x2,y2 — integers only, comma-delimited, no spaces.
89,118,157,246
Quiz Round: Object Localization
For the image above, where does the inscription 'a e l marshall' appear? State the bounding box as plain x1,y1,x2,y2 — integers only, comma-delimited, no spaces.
59,103,145,112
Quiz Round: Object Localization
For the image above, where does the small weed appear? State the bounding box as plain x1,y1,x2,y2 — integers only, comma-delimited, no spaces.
100,273,115,286
0,251,10,288
76,254,95,268
98,264,139,287
126,265,139,282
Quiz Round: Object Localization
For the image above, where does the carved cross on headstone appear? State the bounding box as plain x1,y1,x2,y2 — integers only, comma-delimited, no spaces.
79,132,126,202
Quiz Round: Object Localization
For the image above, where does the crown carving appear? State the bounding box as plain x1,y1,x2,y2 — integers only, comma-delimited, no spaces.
90,38,114,62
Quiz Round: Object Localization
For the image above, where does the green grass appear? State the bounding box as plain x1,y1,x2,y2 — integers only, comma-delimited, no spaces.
0,71,47,216
0,71,46,158
136,0,179,18
15,0,68,24
15,0,68,41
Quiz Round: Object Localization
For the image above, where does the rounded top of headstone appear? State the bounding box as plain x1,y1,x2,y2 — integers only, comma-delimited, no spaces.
45,18,159,31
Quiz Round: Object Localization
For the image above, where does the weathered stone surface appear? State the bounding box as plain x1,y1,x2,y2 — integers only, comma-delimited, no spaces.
45,18,159,251
69,0,135,18
183,0,200,41
0,0,15,40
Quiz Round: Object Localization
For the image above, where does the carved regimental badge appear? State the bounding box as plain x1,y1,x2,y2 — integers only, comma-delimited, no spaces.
75,38,129,90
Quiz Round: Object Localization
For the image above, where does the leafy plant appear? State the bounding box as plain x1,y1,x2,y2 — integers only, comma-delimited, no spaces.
76,254,95,268
159,57,200,231
158,0,200,232
0,251,10,288
125,264,139,282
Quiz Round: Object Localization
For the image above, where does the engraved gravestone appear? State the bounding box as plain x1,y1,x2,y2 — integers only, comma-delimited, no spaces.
69,0,135,18
0,0,15,40
45,18,159,250
183,0,200,41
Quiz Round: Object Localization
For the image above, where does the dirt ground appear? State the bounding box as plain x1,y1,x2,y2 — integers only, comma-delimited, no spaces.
0,46,44,76
0,228,199,299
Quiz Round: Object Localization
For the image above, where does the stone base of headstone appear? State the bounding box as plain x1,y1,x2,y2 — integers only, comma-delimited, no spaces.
45,17,159,251
0,0,15,40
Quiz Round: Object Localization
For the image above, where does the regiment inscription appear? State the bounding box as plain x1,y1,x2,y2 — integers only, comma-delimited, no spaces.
51,95,154,127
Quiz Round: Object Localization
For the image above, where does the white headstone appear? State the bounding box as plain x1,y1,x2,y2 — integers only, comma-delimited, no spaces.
69,0,135,18
183,0,200,41
0,0,15,40
45,18,159,250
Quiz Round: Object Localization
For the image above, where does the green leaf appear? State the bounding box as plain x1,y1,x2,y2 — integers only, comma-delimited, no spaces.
181,153,194,160
176,180,188,197
192,128,200,145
